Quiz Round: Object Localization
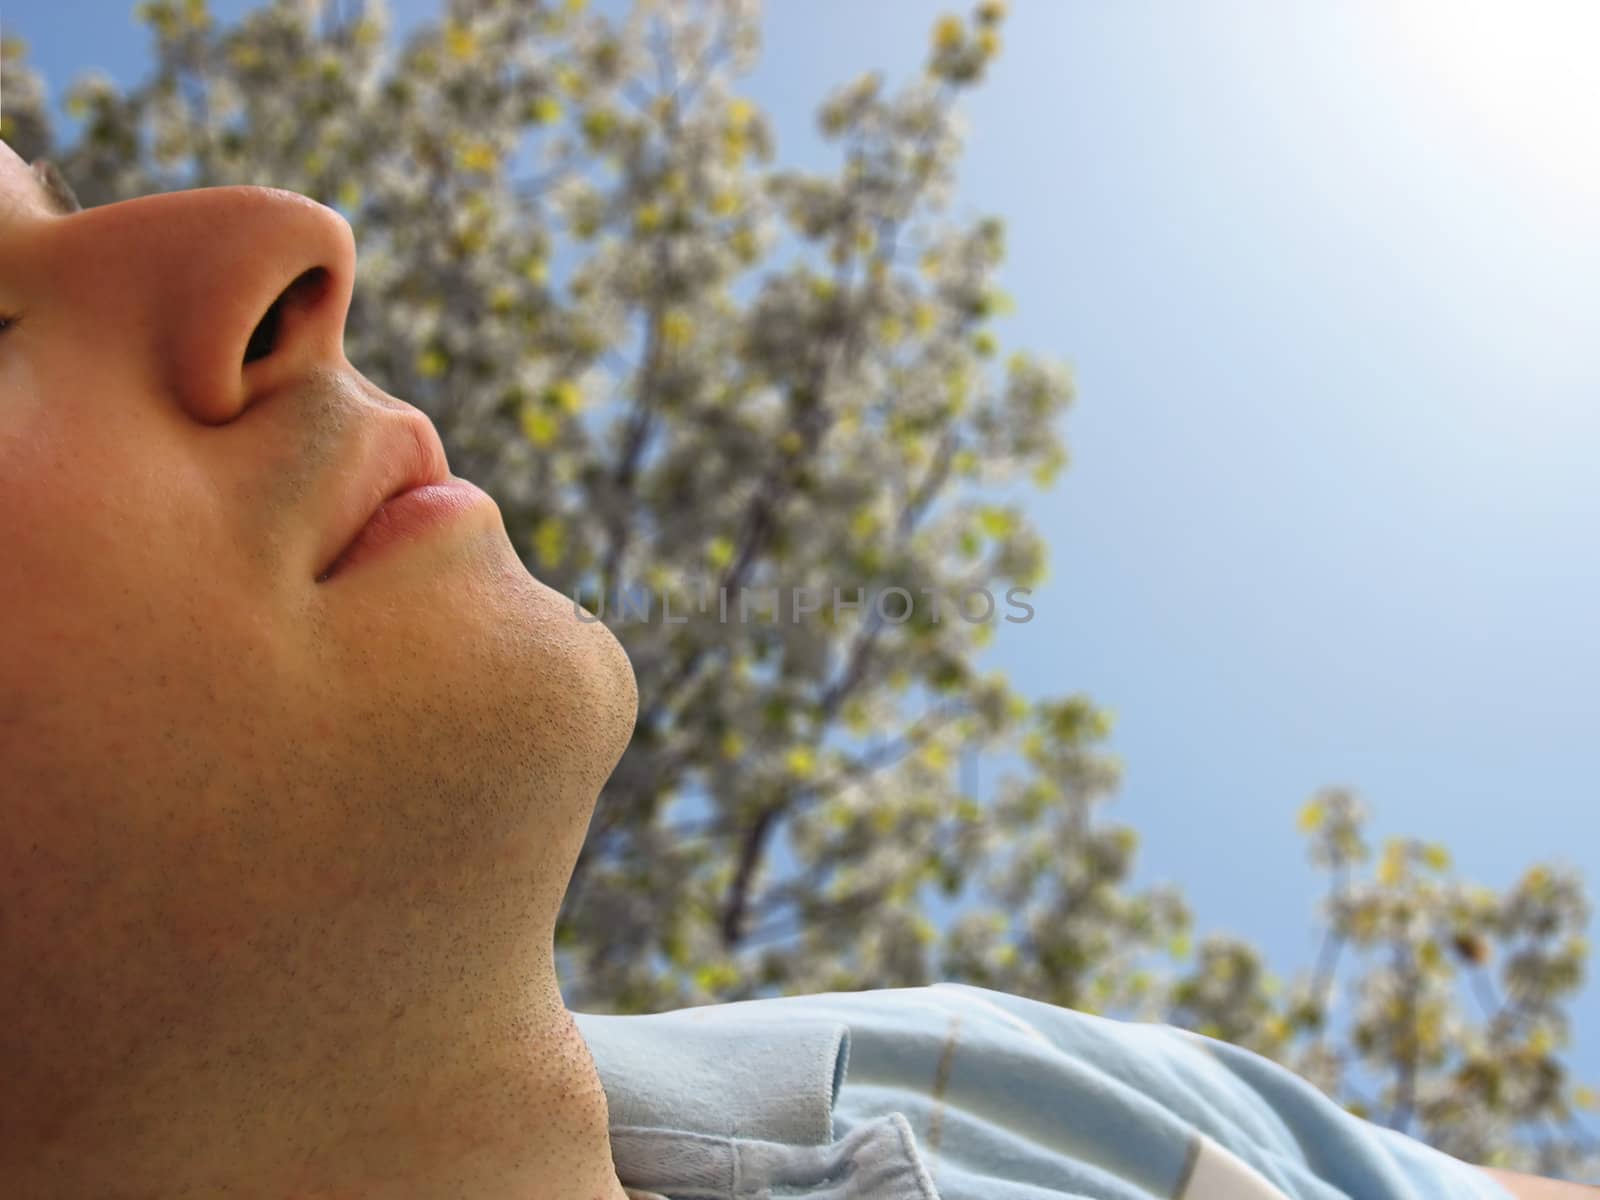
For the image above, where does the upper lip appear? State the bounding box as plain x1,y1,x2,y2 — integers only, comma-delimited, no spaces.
316,411,452,581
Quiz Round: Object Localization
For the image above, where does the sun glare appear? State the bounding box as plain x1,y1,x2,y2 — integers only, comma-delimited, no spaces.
1388,0,1600,203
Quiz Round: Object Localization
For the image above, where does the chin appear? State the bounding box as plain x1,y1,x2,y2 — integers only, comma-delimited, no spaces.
582,614,640,771
494,544,639,775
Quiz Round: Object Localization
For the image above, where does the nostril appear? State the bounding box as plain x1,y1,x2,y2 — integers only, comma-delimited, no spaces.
242,268,330,366
242,296,283,365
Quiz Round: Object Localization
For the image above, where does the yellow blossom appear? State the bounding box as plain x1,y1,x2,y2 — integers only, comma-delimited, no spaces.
694,962,739,991
1418,940,1443,973
977,505,1017,538
1031,446,1066,487
730,228,758,262
1376,838,1407,887
453,225,488,256
843,701,871,734
520,406,560,447
785,746,816,779
661,310,694,347
547,380,583,413
533,516,566,566
456,140,498,172
444,22,477,60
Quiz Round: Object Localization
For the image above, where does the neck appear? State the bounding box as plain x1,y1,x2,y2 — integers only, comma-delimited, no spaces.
3,887,631,1199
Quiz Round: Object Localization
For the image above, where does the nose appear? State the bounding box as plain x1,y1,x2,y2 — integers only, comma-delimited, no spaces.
49,184,357,424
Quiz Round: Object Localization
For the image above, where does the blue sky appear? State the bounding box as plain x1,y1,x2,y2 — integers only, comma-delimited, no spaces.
6,0,1598,1093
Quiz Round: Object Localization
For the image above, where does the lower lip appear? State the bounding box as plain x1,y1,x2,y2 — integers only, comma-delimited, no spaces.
317,478,496,583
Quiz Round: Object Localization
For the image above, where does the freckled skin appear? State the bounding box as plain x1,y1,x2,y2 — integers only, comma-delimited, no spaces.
0,139,638,1199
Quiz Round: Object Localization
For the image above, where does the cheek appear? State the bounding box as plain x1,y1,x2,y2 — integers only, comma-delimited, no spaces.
0,332,49,439
0,428,291,786
1,452,174,690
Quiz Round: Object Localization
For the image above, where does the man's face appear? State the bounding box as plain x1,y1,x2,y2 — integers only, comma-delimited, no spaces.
0,138,637,1080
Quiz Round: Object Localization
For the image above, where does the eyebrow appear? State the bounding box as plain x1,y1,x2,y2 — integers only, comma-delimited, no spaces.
28,159,84,216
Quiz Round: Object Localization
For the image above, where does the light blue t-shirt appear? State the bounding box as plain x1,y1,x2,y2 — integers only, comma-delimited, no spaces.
572,981,1514,1200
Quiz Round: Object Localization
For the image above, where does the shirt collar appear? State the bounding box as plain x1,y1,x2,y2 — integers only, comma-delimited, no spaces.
573,1000,852,1147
